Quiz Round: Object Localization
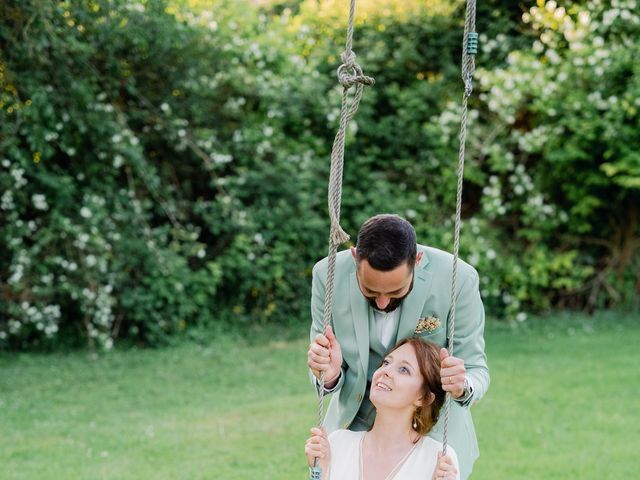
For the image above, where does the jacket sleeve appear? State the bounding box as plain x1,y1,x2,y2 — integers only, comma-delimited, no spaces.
309,261,346,395
451,266,490,407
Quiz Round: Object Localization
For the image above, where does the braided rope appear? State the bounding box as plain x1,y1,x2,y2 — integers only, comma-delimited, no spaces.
442,0,477,457
313,0,374,476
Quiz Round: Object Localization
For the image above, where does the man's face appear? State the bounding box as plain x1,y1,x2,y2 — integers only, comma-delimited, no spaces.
355,259,414,313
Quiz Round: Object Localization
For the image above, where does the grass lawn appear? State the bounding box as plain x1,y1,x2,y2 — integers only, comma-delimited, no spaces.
1,311,638,479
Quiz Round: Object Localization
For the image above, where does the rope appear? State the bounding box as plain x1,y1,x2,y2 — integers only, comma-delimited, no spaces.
312,0,374,477
442,0,477,457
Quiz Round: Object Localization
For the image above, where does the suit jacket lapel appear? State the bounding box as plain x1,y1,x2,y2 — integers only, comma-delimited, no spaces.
398,258,432,340
350,271,369,376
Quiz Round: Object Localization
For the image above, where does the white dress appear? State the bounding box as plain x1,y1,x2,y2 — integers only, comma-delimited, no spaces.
327,430,460,480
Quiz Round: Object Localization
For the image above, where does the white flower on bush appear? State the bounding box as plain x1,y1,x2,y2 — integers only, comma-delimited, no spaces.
80,207,92,218
44,323,59,337
1,190,15,210
113,154,124,168
32,194,49,211
8,319,21,334
67,262,78,272
11,168,27,188
256,141,271,155
85,255,97,267
211,153,232,164
529,194,544,208
8,264,24,284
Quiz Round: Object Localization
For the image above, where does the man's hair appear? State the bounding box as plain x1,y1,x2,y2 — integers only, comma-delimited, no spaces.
388,338,445,436
355,214,417,271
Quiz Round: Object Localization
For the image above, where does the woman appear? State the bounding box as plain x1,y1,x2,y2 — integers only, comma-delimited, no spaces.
305,338,459,480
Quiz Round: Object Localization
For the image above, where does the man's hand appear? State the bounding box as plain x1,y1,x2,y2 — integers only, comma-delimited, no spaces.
307,326,343,387
439,348,465,399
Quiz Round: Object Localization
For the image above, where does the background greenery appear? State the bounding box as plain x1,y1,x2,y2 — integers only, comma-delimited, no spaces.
0,312,638,479
1,0,639,350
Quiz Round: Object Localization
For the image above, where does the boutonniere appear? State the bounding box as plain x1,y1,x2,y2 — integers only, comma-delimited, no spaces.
414,315,441,335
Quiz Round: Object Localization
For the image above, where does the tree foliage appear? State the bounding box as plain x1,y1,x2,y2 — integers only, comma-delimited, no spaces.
0,0,637,349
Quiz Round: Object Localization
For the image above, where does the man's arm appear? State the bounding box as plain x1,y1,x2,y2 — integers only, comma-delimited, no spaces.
451,266,490,406
310,261,327,345
309,261,346,394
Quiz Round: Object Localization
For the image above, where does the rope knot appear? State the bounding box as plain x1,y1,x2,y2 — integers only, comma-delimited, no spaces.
330,223,350,246
340,50,357,68
337,51,375,89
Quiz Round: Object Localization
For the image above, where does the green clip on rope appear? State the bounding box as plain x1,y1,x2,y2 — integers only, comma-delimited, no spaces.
467,32,479,55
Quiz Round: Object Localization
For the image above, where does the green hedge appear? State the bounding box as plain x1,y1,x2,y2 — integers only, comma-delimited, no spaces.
0,0,637,349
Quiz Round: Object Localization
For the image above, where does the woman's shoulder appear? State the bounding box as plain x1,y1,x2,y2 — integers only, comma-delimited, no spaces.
420,436,459,462
422,436,458,465
328,429,364,444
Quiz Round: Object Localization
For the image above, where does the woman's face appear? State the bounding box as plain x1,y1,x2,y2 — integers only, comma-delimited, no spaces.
370,343,424,411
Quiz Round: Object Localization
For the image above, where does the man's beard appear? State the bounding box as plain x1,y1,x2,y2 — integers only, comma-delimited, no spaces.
366,279,414,313
368,296,403,313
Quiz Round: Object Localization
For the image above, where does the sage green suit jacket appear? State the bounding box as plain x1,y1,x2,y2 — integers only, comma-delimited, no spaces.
310,245,489,480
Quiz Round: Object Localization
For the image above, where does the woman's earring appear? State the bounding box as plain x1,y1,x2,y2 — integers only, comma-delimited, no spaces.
413,417,417,429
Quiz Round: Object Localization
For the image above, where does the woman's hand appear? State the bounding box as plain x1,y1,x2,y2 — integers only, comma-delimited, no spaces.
432,451,458,480
305,427,331,475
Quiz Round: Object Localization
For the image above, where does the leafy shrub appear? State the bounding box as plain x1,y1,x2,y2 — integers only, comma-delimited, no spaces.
1,0,637,350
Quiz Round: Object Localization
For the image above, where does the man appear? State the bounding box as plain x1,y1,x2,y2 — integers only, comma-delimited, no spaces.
308,214,489,480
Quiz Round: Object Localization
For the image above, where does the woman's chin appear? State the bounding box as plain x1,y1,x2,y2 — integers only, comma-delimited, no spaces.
369,389,390,408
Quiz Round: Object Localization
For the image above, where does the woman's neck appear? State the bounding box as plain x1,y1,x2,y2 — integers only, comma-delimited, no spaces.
367,408,418,450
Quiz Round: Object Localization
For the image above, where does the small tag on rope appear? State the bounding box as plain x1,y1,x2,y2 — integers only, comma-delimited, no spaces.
466,32,479,55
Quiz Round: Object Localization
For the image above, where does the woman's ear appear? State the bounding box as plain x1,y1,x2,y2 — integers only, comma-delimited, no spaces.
414,391,436,408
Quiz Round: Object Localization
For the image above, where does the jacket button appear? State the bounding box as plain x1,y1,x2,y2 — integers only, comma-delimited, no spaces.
342,422,350,428
356,393,363,401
